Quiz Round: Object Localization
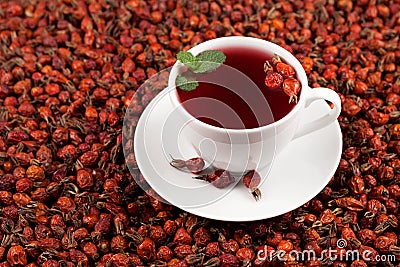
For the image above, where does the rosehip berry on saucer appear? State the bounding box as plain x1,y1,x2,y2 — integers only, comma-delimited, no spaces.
185,157,205,174
282,77,301,103
242,170,261,189
264,71,283,90
242,170,262,201
169,155,205,174
194,169,235,189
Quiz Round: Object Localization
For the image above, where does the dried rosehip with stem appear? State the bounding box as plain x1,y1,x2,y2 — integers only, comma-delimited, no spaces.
241,170,262,201
194,169,235,189
169,155,205,174
282,77,301,103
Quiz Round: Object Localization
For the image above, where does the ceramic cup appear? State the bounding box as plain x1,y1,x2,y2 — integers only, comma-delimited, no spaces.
168,36,341,173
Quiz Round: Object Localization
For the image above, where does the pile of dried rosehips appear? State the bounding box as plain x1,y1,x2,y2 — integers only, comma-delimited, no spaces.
0,0,399,266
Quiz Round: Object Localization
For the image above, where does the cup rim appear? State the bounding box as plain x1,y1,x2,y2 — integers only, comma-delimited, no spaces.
168,36,309,134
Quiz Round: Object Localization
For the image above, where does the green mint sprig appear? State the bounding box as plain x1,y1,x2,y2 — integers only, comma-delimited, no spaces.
175,50,226,91
175,76,199,92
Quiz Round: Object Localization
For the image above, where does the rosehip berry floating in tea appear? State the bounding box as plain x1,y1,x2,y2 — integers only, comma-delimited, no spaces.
276,62,295,78
242,170,262,201
264,71,284,90
169,155,205,174
194,169,235,189
282,77,301,104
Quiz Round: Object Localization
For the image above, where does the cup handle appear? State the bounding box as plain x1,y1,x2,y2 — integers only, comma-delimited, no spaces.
293,87,341,139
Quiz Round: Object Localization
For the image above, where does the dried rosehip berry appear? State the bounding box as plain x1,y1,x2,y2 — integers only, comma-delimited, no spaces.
3,205,19,221
219,253,239,267
164,220,178,236
282,77,301,103
69,248,88,264
267,232,283,247
137,237,156,261
149,225,166,244
0,174,17,191
241,170,262,201
236,247,255,262
26,165,45,181
185,157,205,174
15,178,33,193
205,242,220,258
193,227,211,246
170,156,205,174
173,228,193,245
277,240,294,253
276,62,295,78
195,169,235,189
95,215,111,235
157,246,173,262
57,197,76,213
221,239,239,254
174,244,193,259
7,130,29,144
7,246,27,266
76,169,94,189
264,71,283,90
81,242,98,259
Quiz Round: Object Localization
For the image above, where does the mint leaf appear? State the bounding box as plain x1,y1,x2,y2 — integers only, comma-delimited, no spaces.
176,75,199,91
192,61,221,73
196,50,226,64
175,49,226,91
177,51,200,72
193,50,226,73
177,51,196,64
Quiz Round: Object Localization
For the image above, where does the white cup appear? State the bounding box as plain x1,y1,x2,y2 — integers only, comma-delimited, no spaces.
168,36,341,173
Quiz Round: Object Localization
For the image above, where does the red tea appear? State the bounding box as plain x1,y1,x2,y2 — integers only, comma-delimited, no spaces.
177,46,298,129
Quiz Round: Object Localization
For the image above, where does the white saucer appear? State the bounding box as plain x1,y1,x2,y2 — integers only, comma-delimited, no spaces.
133,87,342,221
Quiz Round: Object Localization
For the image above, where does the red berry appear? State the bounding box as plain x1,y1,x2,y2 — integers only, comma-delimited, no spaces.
195,169,235,189
170,156,205,174
264,71,283,89
137,237,156,261
282,77,301,103
185,157,205,174
242,170,262,201
276,62,295,78
219,253,239,267
242,170,261,188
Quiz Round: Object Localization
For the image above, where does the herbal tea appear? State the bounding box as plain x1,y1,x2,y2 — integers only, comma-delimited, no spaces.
176,46,299,129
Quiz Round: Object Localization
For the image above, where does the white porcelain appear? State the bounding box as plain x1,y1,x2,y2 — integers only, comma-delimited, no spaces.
134,88,342,221
168,36,341,173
